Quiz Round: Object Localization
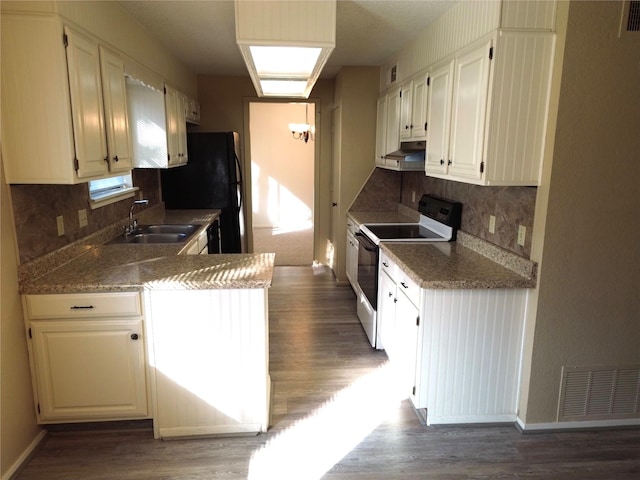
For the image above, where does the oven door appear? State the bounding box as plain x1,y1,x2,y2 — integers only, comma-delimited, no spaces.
355,231,378,310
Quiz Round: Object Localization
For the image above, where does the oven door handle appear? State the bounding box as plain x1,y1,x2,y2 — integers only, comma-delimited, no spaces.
355,231,378,252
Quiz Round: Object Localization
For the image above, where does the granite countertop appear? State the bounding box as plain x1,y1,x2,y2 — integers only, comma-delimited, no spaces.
20,208,275,294
381,241,536,290
349,207,537,290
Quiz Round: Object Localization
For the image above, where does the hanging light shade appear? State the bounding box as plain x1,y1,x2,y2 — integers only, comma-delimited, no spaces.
235,0,336,98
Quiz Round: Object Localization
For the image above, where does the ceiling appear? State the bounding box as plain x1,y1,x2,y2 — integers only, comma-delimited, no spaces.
117,0,458,79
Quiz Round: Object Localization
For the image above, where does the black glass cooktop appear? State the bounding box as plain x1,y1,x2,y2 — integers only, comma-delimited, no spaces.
364,224,444,240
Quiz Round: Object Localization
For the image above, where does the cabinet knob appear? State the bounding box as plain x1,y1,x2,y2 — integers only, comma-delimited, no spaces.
440,159,444,165
400,282,409,289
113,155,119,162
448,159,452,165
130,333,139,340
405,125,409,130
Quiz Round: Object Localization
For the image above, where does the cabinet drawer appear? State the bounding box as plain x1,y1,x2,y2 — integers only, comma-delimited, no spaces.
396,270,420,307
26,292,141,319
379,251,398,278
346,216,360,235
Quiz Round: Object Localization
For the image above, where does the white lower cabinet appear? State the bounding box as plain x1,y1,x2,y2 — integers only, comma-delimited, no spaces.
23,292,148,423
378,253,420,398
378,250,528,425
345,218,360,290
183,228,209,255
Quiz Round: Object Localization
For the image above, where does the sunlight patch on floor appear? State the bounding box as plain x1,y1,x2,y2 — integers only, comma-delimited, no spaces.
248,361,405,479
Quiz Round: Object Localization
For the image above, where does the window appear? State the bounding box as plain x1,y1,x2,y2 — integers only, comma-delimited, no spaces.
88,172,138,209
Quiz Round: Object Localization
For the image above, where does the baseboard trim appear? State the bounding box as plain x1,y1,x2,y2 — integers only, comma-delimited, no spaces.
2,429,47,480
516,416,640,433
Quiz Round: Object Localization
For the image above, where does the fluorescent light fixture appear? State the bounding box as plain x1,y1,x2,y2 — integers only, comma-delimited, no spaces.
235,0,336,98
250,46,321,77
261,79,309,97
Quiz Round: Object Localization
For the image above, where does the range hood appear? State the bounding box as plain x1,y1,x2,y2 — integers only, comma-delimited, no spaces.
385,140,426,159
380,140,426,171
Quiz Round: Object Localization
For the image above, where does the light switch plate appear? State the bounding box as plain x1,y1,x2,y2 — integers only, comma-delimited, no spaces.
517,225,526,246
489,215,496,234
78,209,88,228
56,215,64,236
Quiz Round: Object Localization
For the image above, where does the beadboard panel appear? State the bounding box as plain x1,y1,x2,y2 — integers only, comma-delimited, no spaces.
54,1,196,95
235,0,336,45
145,288,270,439
382,0,501,89
417,288,528,424
485,31,556,184
501,0,557,30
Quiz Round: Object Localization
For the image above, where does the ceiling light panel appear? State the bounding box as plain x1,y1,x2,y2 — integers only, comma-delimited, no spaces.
235,0,336,98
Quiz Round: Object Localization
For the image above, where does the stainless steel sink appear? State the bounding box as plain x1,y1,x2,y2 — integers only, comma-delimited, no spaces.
125,233,188,244
107,224,201,245
143,224,201,235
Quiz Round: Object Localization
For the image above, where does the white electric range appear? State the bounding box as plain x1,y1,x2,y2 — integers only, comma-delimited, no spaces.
354,194,463,348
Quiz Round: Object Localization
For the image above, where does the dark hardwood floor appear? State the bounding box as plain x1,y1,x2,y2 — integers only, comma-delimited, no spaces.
16,266,640,479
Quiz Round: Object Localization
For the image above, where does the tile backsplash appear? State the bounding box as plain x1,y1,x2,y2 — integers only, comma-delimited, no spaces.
354,169,536,258
10,170,160,264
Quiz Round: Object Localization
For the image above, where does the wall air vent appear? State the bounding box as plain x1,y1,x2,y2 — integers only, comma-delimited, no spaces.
558,365,640,421
619,1,640,37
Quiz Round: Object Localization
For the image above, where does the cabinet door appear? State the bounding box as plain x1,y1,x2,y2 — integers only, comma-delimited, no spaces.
425,60,454,175
377,271,396,354
30,319,147,421
384,87,401,155
375,96,387,166
345,230,359,289
399,81,413,141
448,41,492,181
164,85,180,166
394,289,420,398
410,75,429,140
64,27,109,179
177,92,188,164
99,47,132,173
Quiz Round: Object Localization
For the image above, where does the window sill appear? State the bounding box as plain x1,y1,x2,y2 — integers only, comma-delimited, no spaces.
90,187,139,210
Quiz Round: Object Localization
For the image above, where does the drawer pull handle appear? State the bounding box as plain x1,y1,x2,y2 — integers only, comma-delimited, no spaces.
382,262,389,267
400,282,409,289
70,305,95,310
130,333,139,341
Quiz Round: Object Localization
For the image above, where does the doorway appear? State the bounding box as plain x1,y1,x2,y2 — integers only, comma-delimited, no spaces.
248,102,315,265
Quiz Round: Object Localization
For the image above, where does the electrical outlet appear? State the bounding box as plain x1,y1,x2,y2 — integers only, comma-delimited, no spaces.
517,225,526,246
411,191,416,203
56,215,64,236
78,209,88,228
489,215,496,234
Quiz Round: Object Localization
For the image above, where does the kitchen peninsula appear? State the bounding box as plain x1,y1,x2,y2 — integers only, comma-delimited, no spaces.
19,207,275,439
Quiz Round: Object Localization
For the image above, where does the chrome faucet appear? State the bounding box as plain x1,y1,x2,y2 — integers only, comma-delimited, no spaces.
125,199,149,234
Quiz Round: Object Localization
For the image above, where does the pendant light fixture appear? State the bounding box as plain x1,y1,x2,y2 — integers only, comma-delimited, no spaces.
235,0,336,98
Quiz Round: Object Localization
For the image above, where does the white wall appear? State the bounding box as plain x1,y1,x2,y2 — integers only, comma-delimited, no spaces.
523,0,640,424
249,102,315,265
1,153,44,478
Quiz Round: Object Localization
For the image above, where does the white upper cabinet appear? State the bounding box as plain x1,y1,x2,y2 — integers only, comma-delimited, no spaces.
164,84,188,167
425,31,555,186
0,13,134,184
385,86,401,155
374,95,388,167
64,28,110,179
399,74,429,142
447,39,492,181
424,60,454,175
99,47,133,173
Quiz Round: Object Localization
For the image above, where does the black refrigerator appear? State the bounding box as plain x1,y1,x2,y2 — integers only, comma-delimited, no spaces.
160,132,246,253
